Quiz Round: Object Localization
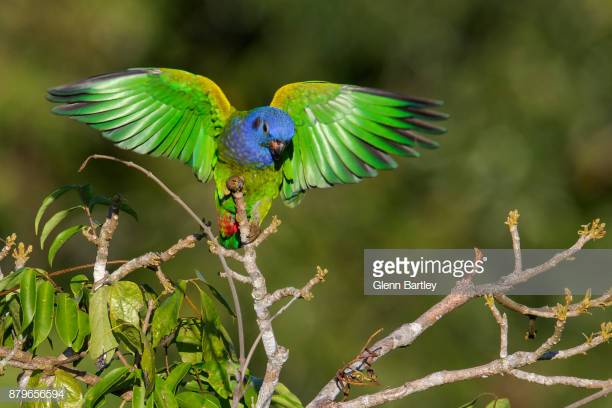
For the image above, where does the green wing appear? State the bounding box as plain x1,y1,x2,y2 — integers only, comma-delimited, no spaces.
48,68,234,182
270,82,448,206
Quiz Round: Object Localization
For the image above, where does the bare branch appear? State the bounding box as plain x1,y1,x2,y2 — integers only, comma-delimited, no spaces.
101,234,200,285
264,266,328,306
484,295,508,358
505,209,522,273
510,369,611,389
0,345,88,373
220,267,252,284
142,299,155,335
93,213,119,288
494,289,611,319
564,387,612,408
308,214,609,407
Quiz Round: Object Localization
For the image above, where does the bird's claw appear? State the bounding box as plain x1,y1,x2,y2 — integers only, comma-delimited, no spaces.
226,176,245,193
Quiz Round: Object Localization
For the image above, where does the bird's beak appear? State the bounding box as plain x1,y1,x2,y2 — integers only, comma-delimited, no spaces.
269,140,286,160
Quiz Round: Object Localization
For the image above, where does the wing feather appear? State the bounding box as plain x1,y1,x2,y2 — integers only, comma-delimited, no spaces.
48,68,233,182
270,82,447,205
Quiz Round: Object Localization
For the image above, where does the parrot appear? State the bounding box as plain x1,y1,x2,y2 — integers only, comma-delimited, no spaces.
47,68,447,248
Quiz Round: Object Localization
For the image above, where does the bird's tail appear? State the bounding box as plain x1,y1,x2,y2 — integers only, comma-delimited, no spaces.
218,212,241,249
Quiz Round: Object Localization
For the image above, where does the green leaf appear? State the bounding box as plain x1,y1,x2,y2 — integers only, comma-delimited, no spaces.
195,270,235,318
109,281,145,353
202,360,231,400
141,336,156,393
20,267,37,330
70,274,89,304
151,281,186,347
485,399,511,408
459,394,508,408
55,368,84,408
40,206,80,249
176,392,222,408
132,387,145,408
7,293,22,333
165,363,191,393
33,280,55,350
176,318,203,364
35,184,82,235
84,367,131,408
197,288,231,399
109,281,144,325
48,224,86,266
244,384,258,408
199,288,229,361
272,383,303,408
0,267,25,292
55,293,78,347
72,309,90,352
153,376,179,408
132,385,145,408
26,373,53,408
89,286,118,364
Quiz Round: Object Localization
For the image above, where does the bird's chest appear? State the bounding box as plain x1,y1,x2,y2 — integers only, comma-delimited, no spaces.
213,161,282,209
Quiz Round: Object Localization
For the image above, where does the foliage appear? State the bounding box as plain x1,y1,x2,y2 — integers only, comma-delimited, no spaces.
0,185,302,408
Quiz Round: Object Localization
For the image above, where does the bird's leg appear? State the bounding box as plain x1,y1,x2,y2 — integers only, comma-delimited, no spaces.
226,175,262,245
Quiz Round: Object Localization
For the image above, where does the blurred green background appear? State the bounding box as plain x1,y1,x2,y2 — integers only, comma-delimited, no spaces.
1,0,611,406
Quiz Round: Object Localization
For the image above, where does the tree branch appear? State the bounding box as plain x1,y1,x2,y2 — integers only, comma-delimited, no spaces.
307,213,609,407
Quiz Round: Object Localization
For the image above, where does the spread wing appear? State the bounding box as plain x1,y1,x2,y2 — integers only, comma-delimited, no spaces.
270,82,448,206
48,68,234,182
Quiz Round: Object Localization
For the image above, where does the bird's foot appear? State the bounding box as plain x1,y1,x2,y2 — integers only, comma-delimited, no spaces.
226,176,245,193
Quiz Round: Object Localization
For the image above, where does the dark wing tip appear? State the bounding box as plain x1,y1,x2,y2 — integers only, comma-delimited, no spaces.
403,107,450,121
353,85,444,107
47,68,153,97
394,128,441,149
51,102,91,115
403,118,447,135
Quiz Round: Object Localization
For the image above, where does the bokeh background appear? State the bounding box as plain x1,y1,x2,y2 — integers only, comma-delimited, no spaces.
1,0,611,406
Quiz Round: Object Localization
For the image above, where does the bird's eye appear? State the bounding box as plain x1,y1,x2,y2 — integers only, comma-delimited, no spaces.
262,122,269,133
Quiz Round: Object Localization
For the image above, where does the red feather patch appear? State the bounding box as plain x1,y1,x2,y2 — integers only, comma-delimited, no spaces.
218,213,239,237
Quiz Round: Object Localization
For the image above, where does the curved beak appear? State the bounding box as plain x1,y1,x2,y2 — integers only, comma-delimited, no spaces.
269,139,287,160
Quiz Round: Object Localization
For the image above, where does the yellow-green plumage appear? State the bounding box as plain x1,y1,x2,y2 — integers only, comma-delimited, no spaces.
47,68,447,248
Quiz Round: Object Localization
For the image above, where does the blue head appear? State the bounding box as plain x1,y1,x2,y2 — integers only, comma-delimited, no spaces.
225,107,295,167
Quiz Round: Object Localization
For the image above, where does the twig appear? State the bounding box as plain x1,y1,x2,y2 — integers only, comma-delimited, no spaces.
494,290,611,319
99,234,200,286
115,350,133,371
155,266,174,294
142,299,155,334
484,295,508,358
92,212,119,288
264,266,328,306
564,387,612,408
220,268,252,284
49,260,128,277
